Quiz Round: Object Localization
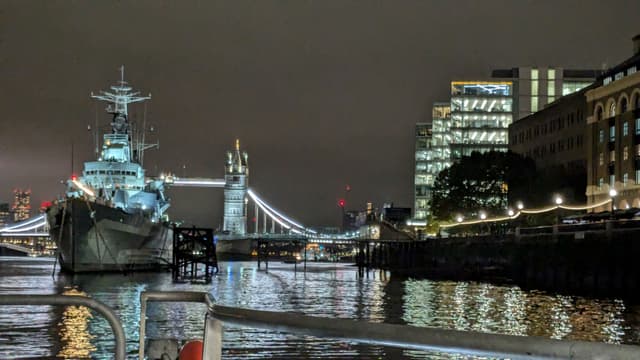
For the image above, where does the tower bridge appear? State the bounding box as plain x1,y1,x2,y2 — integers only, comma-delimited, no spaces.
161,139,360,241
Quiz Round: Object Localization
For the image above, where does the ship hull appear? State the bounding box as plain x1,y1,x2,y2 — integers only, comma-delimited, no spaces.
48,198,172,273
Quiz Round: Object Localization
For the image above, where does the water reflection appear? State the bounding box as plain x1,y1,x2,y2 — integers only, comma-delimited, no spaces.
402,278,637,349
1,258,639,359
57,288,95,358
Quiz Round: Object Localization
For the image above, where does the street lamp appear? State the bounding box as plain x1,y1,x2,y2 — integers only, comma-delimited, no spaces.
507,209,514,217
456,215,463,223
516,201,524,210
479,211,488,234
609,188,618,219
554,196,563,225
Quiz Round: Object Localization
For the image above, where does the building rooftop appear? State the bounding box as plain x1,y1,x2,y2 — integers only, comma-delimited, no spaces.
491,68,602,79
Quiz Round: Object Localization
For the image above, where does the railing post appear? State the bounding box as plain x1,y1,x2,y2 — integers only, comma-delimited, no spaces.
202,312,223,360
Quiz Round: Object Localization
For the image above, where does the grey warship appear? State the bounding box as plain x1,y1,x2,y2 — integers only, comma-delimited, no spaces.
48,68,172,273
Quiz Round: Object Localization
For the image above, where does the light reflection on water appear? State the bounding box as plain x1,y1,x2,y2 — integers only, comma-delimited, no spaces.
0,257,639,359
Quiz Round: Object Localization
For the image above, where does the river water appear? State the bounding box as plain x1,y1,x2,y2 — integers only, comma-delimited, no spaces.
0,256,639,359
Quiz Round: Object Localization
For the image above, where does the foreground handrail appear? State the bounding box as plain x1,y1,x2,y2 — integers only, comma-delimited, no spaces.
0,294,126,360
211,304,640,359
139,291,215,360
139,291,640,359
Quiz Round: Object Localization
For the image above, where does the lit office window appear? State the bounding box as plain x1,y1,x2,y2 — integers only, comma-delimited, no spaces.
599,129,604,143
624,146,629,160
547,69,555,102
531,97,538,112
624,173,629,186
599,152,604,165
610,174,615,187
610,150,615,162
624,122,629,136
599,178,604,189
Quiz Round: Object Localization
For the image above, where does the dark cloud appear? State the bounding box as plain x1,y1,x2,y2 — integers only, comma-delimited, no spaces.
1,1,639,226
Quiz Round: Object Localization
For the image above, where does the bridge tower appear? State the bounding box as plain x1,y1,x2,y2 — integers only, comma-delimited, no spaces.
223,139,249,235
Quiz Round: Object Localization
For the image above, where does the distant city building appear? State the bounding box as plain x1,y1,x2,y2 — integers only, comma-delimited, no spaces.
11,189,31,222
493,67,600,120
450,81,513,161
414,122,432,220
381,204,411,227
0,203,10,228
586,35,640,211
343,210,360,231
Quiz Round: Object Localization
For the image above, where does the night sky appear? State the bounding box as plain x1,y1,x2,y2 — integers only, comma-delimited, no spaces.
1,1,639,228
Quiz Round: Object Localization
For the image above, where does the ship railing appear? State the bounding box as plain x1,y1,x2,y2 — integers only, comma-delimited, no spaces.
104,134,129,142
0,294,126,360
139,291,640,360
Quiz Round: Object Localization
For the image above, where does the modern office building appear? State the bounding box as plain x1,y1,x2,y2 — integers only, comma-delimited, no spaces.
11,189,31,222
586,35,640,212
430,103,453,173
414,122,432,220
450,81,513,161
493,67,600,121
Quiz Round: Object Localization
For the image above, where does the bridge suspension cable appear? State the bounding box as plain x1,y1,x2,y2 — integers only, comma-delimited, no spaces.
0,215,47,233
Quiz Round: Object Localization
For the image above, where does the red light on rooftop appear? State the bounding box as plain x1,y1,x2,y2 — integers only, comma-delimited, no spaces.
338,199,346,208
71,174,77,181
345,185,351,192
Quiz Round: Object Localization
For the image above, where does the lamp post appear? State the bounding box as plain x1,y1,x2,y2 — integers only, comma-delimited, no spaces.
479,211,487,235
554,196,563,225
609,188,618,220
516,201,524,210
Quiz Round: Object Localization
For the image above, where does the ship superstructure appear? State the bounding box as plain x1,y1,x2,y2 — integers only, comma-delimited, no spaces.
48,67,172,272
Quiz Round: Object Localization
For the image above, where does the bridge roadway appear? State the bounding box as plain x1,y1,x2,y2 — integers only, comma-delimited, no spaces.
0,242,34,256
217,233,357,244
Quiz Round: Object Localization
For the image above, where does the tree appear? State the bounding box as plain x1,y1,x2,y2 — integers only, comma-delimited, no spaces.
430,151,536,221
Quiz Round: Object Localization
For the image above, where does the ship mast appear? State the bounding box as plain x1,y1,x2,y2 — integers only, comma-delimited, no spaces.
90,66,157,163
91,66,151,119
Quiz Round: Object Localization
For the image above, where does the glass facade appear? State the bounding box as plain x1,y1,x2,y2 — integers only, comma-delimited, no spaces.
414,122,432,220
449,81,512,160
562,80,592,96
413,104,452,220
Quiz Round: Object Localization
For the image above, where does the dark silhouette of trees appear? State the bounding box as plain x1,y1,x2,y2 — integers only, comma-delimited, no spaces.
430,151,537,221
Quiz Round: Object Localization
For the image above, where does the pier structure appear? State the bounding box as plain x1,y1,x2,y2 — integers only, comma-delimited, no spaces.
172,227,218,283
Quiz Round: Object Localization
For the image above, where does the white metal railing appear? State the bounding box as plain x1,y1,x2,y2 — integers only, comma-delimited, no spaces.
139,291,640,360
